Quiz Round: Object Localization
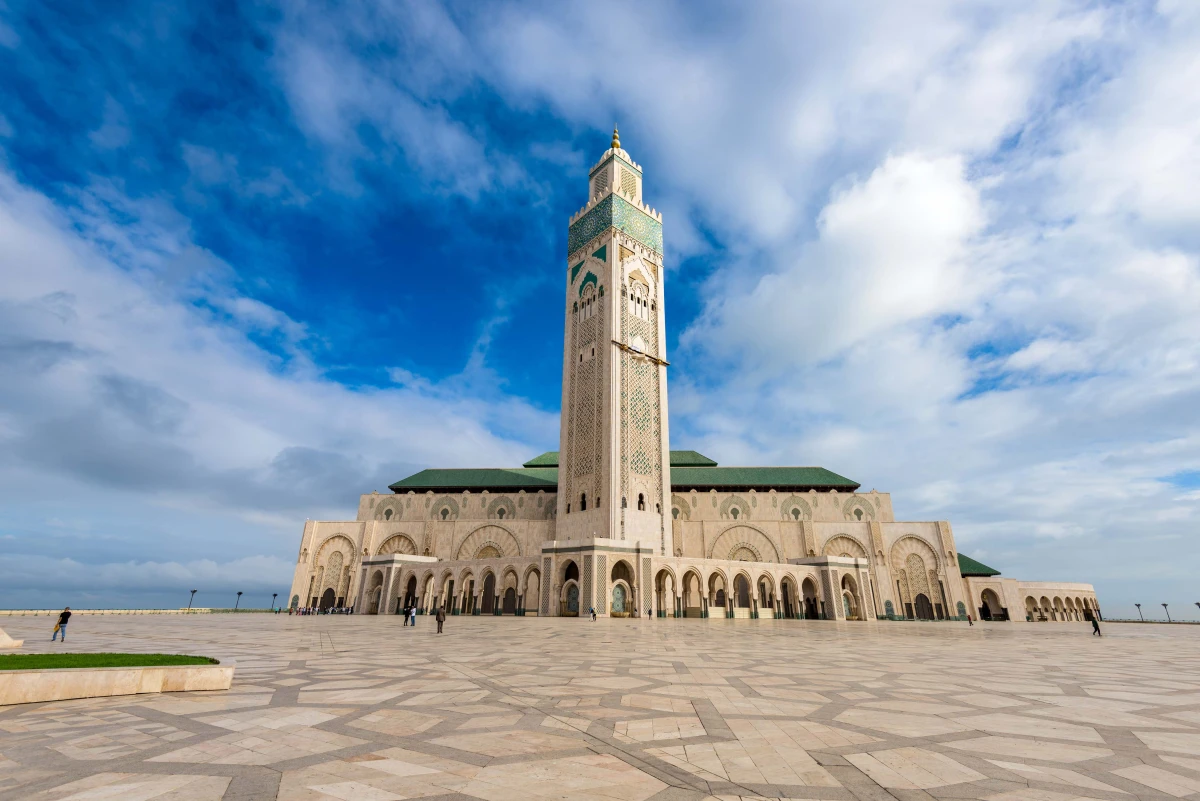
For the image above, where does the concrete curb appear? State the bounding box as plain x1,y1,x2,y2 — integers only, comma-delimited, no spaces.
0,660,234,706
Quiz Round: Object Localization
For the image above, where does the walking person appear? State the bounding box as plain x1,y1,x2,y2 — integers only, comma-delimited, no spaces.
402,604,410,626
51,607,71,642
967,614,974,627
436,605,446,634
1092,617,1102,636
410,605,417,626
589,606,597,622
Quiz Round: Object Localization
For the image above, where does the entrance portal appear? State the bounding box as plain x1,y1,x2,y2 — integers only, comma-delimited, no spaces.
914,593,935,620
319,588,336,610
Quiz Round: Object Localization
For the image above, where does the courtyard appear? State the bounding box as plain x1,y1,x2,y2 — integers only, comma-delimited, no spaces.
1,616,1199,801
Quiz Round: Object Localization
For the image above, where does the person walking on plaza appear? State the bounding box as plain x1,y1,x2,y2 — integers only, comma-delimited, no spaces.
51,607,71,642
402,604,410,626
589,606,596,621
435,605,446,634
410,605,417,626
1092,617,1102,636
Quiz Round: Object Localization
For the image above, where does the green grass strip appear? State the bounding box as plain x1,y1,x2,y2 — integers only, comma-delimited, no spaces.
0,653,218,670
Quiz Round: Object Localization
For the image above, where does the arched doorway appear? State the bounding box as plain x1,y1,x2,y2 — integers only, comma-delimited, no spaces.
482,573,496,614
320,588,336,610
290,595,300,610
802,577,819,619
561,560,580,617
656,569,677,618
734,574,751,614
708,572,727,617
682,571,702,617
612,583,627,615
404,576,417,610
503,587,516,614
980,588,1004,621
914,593,935,620
780,577,797,619
841,574,860,620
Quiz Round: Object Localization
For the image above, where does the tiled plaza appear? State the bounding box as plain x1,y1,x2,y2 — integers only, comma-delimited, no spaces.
1,616,1199,801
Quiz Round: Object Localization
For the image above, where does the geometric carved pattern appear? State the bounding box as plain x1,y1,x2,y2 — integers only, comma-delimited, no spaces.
822,534,867,559
707,526,780,563
779,495,812,521
568,193,663,256
376,535,417,556
455,526,521,561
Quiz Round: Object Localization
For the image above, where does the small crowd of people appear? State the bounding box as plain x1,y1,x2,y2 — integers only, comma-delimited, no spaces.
289,605,354,615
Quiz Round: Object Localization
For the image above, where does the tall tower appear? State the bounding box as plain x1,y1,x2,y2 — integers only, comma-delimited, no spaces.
557,129,670,555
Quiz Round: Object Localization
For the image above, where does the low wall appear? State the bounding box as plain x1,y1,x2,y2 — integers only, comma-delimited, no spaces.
0,609,271,617
0,662,234,706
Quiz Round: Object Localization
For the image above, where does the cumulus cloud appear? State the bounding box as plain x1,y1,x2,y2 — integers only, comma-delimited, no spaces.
0,166,557,606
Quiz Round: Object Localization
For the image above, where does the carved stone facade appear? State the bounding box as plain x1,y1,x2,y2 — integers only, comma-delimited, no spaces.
287,131,1098,624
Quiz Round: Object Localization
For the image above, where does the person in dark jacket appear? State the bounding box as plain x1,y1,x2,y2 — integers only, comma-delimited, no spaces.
436,606,446,634
1092,618,1102,636
52,607,71,642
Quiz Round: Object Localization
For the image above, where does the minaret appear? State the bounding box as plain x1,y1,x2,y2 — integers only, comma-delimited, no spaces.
558,128,670,555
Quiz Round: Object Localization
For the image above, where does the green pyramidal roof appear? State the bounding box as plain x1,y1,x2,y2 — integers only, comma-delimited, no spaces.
957,553,1001,577
523,450,719,468
392,450,859,494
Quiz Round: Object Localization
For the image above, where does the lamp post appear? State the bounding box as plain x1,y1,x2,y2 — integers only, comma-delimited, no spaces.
235,591,243,610
272,593,278,611
188,589,197,610
1162,603,1171,622
1135,603,1143,622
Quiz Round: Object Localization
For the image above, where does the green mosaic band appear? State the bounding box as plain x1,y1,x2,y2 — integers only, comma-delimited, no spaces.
568,194,663,257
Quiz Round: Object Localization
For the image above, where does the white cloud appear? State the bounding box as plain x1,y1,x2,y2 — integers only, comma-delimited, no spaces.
0,165,558,606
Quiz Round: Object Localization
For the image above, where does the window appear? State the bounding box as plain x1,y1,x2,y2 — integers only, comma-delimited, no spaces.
791,508,801,521
440,508,449,521
656,503,661,513
383,508,393,520
496,508,505,519
854,508,864,520
621,496,627,508
730,507,739,519
580,493,587,511
637,493,645,511
672,507,680,519
567,503,571,514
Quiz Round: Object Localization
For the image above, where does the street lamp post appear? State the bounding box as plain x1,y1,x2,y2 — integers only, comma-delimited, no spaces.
235,591,243,610
1135,603,1143,622
1162,603,1171,622
272,593,278,611
188,589,197,610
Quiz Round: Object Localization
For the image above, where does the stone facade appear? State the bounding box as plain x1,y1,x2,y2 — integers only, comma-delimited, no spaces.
287,131,1098,624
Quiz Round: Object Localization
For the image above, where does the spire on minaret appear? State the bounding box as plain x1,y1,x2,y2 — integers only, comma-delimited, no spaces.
611,126,620,150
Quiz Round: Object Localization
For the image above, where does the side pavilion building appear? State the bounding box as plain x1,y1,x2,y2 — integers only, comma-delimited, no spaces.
288,130,1099,625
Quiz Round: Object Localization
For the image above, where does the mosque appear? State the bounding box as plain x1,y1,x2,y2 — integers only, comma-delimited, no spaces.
287,131,1099,625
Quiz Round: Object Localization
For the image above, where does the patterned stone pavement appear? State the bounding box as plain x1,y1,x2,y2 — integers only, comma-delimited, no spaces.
1,615,1199,801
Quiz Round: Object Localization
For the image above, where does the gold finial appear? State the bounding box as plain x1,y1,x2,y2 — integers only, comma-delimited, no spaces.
611,126,620,149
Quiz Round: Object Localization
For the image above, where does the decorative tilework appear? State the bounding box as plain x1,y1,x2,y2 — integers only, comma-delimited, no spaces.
579,271,598,297
570,261,583,285
568,194,662,256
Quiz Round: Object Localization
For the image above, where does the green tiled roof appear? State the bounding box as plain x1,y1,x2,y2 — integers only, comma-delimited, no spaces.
522,452,561,468
667,450,718,467
389,468,558,493
957,553,1001,577
670,466,858,492
396,452,859,493
522,450,721,469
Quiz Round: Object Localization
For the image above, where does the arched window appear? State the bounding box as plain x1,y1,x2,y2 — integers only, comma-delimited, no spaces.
440,508,449,521
580,493,587,511
730,507,739,519
496,508,505,519
672,507,680,519
637,493,645,511
854,508,863,520
621,496,627,508
791,508,800,520
656,502,661,513
566,503,571,514
383,508,393,520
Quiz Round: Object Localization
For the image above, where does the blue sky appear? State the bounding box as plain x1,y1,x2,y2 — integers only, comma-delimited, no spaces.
1,1,1198,617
